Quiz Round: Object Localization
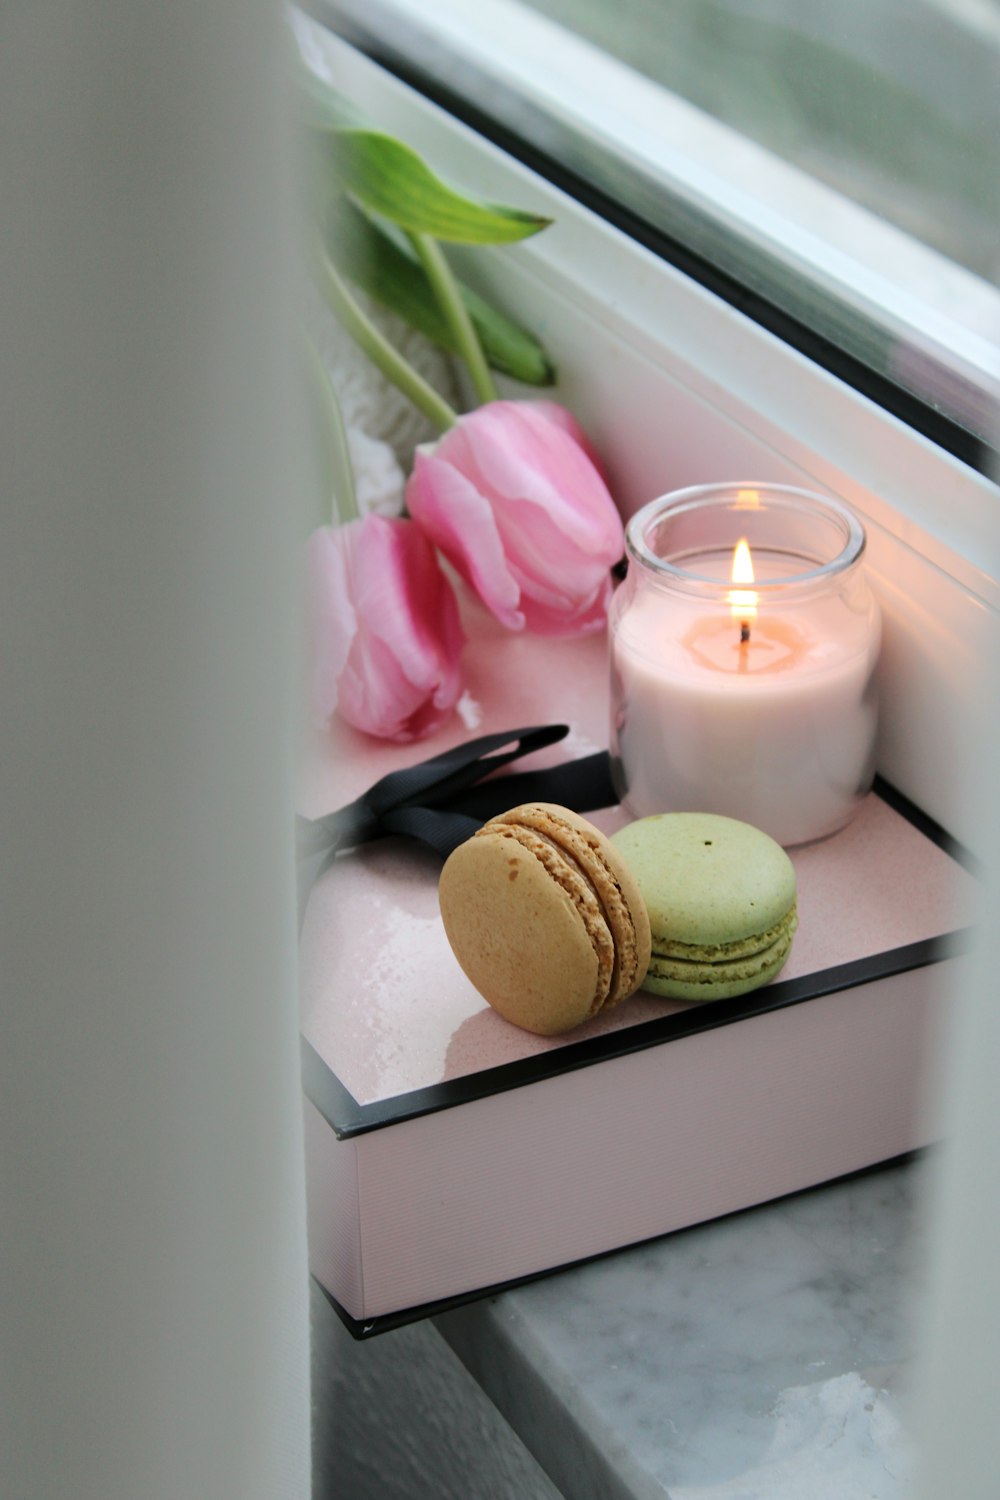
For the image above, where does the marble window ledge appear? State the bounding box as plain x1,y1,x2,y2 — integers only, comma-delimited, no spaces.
435,1153,929,1500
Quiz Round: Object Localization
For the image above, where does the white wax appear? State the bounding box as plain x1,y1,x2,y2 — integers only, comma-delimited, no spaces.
610,585,880,846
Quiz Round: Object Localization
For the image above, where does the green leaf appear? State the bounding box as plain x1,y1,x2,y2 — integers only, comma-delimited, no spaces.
328,201,556,386
319,128,551,244
300,66,550,243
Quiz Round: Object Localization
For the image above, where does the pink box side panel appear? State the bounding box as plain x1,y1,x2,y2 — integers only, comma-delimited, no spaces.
303,1101,364,1320
350,961,960,1318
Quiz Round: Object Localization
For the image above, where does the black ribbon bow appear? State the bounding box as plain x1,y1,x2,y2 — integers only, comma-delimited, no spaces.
296,725,617,927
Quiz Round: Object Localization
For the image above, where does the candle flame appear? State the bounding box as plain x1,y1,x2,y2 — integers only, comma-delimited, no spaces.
728,537,758,622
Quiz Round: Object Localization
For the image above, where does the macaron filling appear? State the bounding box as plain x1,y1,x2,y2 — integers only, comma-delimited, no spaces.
654,904,798,966
479,821,615,1017
440,803,651,1035
487,805,646,1007
646,908,797,998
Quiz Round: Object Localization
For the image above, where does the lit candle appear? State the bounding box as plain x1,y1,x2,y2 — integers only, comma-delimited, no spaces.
729,535,757,647
609,485,881,846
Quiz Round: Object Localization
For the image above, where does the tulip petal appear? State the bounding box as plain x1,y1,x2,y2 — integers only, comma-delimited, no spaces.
349,516,465,740
407,447,525,630
338,621,424,740
529,399,607,476
454,402,622,555
519,571,614,636
354,519,440,689
493,495,611,594
406,400,624,637
382,519,465,715
307,515,465,742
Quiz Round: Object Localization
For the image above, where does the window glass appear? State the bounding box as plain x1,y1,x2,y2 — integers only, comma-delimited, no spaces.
521,0,999,284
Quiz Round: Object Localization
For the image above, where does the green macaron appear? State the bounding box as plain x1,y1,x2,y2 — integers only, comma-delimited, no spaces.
610,812,797,1002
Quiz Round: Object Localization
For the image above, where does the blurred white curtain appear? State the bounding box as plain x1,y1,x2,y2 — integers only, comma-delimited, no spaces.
915,460,1000,1495
0,4,311,1498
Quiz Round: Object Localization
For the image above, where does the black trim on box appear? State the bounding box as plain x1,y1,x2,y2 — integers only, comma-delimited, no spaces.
301,781,976,1140
303,926,973,1142
302,780,976,1339
872,773,981,875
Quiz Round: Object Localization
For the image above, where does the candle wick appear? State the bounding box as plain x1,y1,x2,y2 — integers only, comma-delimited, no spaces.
740,621,751,644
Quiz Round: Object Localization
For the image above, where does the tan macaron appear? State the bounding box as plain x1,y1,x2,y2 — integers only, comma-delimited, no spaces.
439,803,652,1035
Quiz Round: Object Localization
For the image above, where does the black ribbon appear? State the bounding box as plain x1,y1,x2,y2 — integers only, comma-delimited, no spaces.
297,725,617,927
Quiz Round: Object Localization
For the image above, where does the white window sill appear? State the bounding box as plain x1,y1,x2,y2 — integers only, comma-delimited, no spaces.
297,17,1000,850
303,0,1000,446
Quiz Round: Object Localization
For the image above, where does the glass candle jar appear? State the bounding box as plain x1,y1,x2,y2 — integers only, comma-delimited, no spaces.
609,484,881,846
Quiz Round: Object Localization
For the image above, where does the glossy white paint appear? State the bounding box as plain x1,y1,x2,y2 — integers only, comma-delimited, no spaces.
300,20,999,843
305,0,1000,397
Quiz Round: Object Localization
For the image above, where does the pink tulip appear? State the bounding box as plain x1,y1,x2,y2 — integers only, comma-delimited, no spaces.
526,399,607,478
406,401,624,636
307,515,465,743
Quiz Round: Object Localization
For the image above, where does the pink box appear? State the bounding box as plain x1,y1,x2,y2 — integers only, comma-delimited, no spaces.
299,607,974,1336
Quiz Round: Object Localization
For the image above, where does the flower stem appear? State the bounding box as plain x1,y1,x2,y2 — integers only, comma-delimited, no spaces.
304,333,358,524
408,231,499,406
312,235,458,433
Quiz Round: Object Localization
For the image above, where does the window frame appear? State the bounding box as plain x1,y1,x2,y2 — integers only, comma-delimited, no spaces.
297,15,1000,846
304,0,1000,474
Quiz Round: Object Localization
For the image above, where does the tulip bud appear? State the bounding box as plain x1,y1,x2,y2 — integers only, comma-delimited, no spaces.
406,401,624,636
308,515,464,742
